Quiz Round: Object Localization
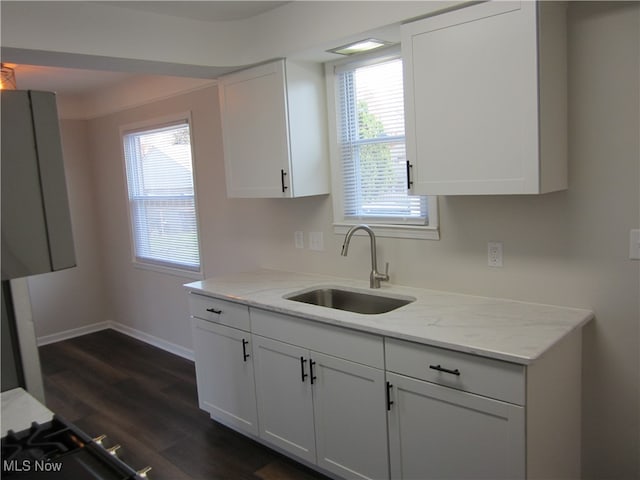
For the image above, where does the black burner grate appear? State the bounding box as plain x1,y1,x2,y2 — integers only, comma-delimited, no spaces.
1,416,145,479
2,418,85,470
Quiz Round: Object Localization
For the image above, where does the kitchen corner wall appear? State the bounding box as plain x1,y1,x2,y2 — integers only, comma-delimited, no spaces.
26,2,638,478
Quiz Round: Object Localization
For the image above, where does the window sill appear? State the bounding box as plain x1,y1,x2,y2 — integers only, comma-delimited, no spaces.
132,261,204,280
333,222,440,240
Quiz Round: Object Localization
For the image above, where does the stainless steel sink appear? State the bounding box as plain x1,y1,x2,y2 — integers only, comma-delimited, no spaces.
285,287,414,315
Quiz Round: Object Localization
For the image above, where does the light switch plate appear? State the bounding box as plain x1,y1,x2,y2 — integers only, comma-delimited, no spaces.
630,229,640,260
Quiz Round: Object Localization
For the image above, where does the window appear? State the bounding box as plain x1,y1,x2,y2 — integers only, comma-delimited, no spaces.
327,47,438,239
122,116,201,274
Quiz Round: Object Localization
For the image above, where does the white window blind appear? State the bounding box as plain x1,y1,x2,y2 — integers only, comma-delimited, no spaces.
336,56,428,224
122,120,201,272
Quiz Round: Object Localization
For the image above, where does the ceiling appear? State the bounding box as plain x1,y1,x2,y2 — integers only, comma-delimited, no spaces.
10,64,135,96
96,1,289,22
7,1,289,96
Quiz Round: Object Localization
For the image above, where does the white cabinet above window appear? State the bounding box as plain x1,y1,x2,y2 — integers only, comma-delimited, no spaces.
402,0,568,195
218,59,330,198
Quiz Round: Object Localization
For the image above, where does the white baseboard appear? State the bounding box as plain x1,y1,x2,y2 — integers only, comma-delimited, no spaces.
109,323,194,361
37,322,111,346
36,321,194,361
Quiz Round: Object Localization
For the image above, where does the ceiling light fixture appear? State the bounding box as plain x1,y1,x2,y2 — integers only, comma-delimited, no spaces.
1,64,17,90
327,38,392,56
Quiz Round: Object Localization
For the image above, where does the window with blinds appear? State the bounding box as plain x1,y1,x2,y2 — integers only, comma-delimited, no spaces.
122,118,201,273
335,55,428,225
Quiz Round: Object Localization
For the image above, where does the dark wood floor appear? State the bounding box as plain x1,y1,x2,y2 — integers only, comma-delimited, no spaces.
40,329,330,480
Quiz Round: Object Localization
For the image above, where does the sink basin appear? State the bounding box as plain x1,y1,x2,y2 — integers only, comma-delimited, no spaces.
285,287,414,315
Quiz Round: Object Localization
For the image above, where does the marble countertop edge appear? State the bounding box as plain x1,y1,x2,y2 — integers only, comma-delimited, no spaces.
1,388,53,437
184,269,594,365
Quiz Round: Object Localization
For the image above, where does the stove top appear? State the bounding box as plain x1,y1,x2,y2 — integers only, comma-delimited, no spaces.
1,416,150,479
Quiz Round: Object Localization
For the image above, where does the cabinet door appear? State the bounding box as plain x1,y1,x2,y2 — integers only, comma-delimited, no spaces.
403,1,540,195
191,318,258,435
218,60,291,198
387,372,525,480
252,335,316,463
312,352,389,480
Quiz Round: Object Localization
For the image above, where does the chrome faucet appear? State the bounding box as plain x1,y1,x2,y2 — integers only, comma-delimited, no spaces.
341,224,389,288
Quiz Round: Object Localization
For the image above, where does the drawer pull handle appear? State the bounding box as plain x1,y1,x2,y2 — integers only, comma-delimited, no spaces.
206,307,222,315
300,356,308,382
309,359,317,385
429,364,461,376
386,381,394,411
242,339,250,362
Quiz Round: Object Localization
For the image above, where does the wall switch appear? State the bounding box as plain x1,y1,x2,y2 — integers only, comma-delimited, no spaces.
630,229,640,260
488,241,503,267
294,231,304,249
309,231,324,251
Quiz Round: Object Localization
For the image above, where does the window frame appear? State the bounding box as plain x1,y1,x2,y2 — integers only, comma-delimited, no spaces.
120,112,204,279
325,46,439,240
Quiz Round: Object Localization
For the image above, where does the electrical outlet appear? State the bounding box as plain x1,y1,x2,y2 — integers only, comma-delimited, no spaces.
309,231,324,251
294,231,304,249
488,241,503,267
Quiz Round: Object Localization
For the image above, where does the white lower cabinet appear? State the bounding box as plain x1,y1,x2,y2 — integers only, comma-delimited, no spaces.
386,337,526,480
312,352,387,479
252,334,389,480
251,309,389,480
190,296,258,436
191,319,258,435
252,335,316,463
188,292,582,480
387,372,525,480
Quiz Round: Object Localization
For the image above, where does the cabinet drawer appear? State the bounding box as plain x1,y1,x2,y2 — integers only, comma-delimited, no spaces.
251,308,384,369
385,338,525,405
188,293,250,331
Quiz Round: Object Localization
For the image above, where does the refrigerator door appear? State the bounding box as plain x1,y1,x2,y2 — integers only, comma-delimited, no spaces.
1,90,76,280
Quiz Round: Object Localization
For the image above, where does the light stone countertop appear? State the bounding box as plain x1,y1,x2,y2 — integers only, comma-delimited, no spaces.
1,388,53,436
184,269,593,365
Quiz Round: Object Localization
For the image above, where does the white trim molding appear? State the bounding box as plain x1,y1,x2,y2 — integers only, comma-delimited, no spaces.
37,321,194,361
333,222,440,240
110,323,194,361
36,321,112,347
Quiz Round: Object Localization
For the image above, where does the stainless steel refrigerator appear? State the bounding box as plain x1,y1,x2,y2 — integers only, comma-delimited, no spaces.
1,90,76,402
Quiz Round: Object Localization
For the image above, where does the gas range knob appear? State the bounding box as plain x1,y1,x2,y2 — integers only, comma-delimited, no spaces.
107,444,121,457
93,434,107,446
137,466,152,478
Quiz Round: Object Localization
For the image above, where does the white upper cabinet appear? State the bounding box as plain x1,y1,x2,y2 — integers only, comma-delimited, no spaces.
218,59,330,198
402,1,567,195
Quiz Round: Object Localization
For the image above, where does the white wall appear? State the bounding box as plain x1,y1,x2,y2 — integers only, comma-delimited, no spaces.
28,119,107,343
19,2,639,478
